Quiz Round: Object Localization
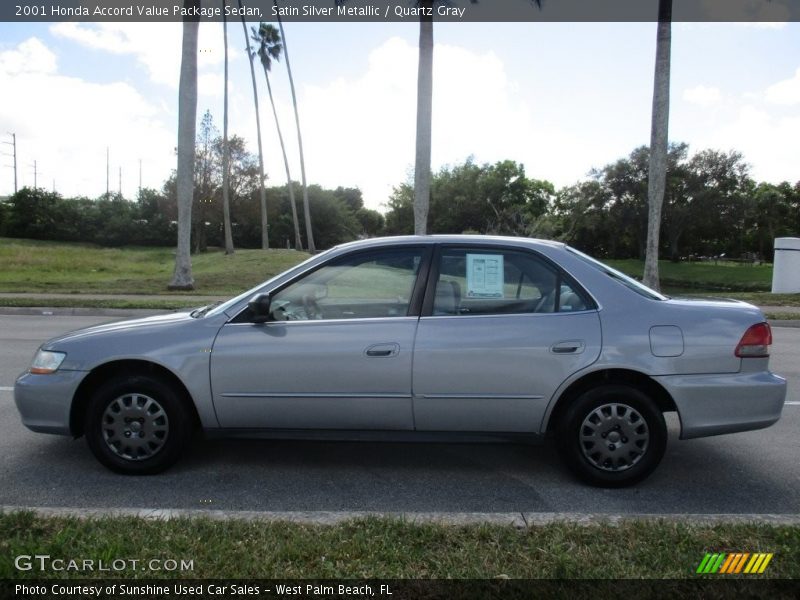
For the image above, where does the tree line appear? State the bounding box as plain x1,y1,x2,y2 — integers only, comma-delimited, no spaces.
383,146,799,263
0,184,381,251
2,140,796,262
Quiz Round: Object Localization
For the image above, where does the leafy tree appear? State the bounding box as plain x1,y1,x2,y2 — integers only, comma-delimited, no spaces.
355,207,385,237
384,158,553,237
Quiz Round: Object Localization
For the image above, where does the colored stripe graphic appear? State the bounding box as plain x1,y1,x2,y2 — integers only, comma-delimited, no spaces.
734,553,750,573
696,553,712,574
758,554,774,574
702,553,774,575
721,553,739,574
719,554,736,573
744,554,760,573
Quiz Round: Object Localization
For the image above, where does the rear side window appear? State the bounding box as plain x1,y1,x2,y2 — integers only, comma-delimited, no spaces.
566,247,667,301
431,248,591,316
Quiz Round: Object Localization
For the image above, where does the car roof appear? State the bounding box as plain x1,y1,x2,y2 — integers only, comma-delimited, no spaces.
332,235,568,252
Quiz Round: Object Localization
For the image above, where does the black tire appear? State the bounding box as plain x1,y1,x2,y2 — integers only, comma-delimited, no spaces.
556,384,667,487
84,375,193,475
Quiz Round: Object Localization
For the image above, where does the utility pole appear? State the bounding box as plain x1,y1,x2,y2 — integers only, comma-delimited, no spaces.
118,166,122,198
138,159,142,198
32,160,37,189
2,132,16,193
106,147,109,197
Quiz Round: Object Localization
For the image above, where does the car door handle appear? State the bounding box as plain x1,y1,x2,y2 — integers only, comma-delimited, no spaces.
365,343,400,357
551,340,585,354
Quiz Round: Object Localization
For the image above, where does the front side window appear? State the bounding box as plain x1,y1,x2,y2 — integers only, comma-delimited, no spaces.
269,248,424,321
432,248,590,316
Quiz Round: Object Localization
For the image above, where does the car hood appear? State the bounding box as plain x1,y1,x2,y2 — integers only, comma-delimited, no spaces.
44,311,197,348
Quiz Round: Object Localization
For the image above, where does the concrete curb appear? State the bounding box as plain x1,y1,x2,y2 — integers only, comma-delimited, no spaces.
2,506,800,526
0,307,173,318
770,319,800,328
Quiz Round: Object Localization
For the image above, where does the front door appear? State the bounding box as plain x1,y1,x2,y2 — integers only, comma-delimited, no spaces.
210,247,428,430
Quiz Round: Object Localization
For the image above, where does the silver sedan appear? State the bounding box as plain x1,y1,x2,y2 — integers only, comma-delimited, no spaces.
14,236,786,486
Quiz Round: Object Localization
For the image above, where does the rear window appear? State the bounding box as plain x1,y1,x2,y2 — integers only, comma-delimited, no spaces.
566,247,668,301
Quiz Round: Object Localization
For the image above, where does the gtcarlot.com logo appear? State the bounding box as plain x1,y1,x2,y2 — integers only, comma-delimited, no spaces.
696,552,773,575
14,554,194,573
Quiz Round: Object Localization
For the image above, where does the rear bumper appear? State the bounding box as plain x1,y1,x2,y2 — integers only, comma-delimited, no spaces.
654,371,787,439
14,370,87,435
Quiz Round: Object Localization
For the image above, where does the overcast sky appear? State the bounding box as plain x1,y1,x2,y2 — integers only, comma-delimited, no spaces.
0,20,798,210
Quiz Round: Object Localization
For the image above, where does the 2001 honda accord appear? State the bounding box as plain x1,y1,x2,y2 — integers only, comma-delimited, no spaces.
15,236,787,486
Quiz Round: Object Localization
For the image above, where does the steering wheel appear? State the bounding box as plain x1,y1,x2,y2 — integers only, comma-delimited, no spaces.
302,294,322,320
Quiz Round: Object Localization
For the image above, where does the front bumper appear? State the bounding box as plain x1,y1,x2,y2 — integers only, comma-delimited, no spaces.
654,371,787,439
14,370,87,435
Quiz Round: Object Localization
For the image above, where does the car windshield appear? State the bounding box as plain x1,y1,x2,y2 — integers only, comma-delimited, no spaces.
566,247,668,301
202,250,334,318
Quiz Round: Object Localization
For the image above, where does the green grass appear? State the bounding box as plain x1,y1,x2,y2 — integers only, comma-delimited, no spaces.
2,238,798,308
0,513,798,579
606,259,773,292
0,238,310,295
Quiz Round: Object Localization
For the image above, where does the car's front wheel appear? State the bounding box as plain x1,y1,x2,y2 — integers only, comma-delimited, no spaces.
556,384,667,487
84,375,192,474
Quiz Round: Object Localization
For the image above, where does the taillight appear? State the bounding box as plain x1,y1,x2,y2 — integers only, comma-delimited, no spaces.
735,322,772,358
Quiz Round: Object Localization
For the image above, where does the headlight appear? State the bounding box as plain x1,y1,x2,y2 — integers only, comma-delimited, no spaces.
30,350,67,374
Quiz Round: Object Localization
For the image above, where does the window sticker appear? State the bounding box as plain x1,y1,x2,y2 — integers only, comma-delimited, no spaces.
466,254,504,298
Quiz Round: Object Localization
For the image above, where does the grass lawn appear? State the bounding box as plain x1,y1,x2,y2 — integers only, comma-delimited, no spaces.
1,238,798,308
1,513,798,579
605,259,773,292
0,238,310,295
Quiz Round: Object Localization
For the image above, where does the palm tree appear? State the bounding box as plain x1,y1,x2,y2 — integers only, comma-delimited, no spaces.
413,1,434,235
273,0,315,251
238,0,269,250
169,9,199,289
643,0,672,291
252,23,303,251
221,1,235,255
404,0,543,235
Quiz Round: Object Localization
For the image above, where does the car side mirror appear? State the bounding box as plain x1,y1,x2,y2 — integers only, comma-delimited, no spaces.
248,293,272,324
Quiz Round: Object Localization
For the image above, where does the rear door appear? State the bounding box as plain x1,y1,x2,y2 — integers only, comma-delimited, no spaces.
412,245,602,432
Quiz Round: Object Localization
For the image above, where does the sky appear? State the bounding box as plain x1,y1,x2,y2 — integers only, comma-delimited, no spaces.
0,19,798,211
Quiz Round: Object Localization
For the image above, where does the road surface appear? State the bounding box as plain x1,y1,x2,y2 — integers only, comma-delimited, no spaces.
1,314,798,515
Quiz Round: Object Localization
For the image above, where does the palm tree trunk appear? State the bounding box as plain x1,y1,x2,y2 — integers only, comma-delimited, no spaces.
413,2,434,236
263,65,303,250
239,0,269,250
274,3,315,252
221,4,235,255
643,0,672,291
169,12,198,290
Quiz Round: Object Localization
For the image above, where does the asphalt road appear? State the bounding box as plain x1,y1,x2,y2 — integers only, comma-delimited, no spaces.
1,314,798,515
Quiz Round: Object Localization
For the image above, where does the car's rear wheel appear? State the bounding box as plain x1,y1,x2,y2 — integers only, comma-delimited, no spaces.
84,375,192,474
556,384,667,487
